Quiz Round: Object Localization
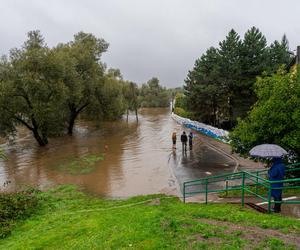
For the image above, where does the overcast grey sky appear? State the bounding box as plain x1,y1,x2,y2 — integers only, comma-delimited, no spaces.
0,0,299,87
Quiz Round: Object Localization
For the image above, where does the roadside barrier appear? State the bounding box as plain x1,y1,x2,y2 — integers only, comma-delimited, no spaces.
171,113,229,143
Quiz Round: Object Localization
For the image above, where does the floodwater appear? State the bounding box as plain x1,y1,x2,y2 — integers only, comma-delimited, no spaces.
0,108,235,197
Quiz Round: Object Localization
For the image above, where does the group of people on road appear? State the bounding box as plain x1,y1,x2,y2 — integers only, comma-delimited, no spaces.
172,131,193,151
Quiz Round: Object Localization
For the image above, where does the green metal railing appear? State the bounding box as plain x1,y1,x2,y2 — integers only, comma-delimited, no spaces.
183,163,300,213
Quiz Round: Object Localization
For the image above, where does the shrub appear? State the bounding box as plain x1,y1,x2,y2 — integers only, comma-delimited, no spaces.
0,188,40,238
174,107,194,119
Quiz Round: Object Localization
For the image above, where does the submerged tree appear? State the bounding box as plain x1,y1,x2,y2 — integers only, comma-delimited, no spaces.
0,31,66,146
55,32,109,135
92,75,125,121
0,30,126,146
139,77,170,108
122,81,139,121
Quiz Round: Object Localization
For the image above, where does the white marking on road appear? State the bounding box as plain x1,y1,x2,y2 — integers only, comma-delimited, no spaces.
256,196,297,205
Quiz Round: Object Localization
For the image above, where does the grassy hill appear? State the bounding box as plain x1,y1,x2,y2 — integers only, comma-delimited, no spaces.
1,185,299,249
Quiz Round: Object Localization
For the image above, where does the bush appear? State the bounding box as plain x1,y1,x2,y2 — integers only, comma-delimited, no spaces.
0,188,40,238
174,107,194,119
174,93,187,110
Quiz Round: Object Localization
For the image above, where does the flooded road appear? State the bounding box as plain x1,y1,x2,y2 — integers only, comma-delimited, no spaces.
0,108,235,197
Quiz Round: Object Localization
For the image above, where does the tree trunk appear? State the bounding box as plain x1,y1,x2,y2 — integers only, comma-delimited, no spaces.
68,112,78,135
228,96,233,129
32,129,48,146
67,102,89,135
135,109,138,122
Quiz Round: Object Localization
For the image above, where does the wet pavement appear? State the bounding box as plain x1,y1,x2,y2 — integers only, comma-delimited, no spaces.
0,108,241,198
168,138,236,192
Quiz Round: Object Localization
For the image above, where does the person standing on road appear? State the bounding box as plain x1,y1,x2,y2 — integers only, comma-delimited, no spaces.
268,158,286,213
188,132,193,150
172,132,177,149
181,131,188,151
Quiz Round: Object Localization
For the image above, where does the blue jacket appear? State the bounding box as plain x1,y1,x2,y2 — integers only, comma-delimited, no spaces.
268,158,285,197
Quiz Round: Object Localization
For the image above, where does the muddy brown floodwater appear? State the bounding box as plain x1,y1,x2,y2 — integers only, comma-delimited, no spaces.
0,108,235,198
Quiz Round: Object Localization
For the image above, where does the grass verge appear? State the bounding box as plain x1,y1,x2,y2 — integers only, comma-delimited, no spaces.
54,154,104,174
1,185,300,249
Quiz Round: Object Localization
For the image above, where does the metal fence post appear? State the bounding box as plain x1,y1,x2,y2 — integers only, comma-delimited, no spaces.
205,179,208,204
241,172,245,207
255,171,259,195
225,179,228,196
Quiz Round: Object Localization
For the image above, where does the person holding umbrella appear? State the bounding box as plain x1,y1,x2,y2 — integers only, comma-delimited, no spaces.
268,158,286,212
249,144,287,213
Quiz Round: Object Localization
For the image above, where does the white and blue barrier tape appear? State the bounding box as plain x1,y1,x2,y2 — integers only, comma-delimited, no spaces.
171,113,229,143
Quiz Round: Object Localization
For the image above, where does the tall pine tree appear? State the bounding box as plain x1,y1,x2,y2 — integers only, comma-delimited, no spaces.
217,29,242,125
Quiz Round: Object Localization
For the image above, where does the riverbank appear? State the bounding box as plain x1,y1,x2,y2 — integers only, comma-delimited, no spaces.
1,185,300,249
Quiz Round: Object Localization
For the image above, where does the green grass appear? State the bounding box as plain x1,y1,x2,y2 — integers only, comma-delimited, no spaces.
54,154,104,174
1,185,299,249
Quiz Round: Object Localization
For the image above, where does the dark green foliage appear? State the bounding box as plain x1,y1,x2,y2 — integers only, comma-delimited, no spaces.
122,81,140,120
0,188,39,238
218,29,242,125
0,31,126,145
173,93,194,119
174,107,194,119
185,46,226,126
139,77,170,107
184,27,292,128
0,31,66,146
92,76,126,120
174,93,187,110
230,67,300,161
241,27,267,81
54,32,109,135
267,35,291,72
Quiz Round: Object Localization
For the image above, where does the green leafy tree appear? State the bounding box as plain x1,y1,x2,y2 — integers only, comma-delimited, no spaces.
0,31,66,146
230,67,300,160
55,32,109,135
106,68,123,80
167,87,183,111
123,81,139,121
92,76,125,120
139,77,170,108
